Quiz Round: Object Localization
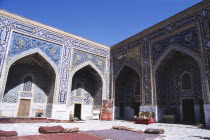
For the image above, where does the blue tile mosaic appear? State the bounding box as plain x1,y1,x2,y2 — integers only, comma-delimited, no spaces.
0,15,110,104
152,27,201,65
72,49,106,74
9,32,62,66
33,86,47,103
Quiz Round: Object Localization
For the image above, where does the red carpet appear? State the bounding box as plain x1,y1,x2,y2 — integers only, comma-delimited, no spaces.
0,133,103,140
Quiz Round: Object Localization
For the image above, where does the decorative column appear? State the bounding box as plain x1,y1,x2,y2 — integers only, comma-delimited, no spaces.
199,8,210,128
106,51,111,100
0,18,11,102
141,42,152,105
58,38,72,104
140,41,157,115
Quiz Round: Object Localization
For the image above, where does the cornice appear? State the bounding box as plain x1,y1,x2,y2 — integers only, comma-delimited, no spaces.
0,9,110,50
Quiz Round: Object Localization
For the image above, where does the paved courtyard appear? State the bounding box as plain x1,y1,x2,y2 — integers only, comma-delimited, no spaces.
0,120,210,140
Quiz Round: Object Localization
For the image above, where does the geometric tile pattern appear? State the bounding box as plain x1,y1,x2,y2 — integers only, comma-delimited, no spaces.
33,86,46,103
3,58,53,104
111,5,209,105
83,74,102,105
84,91,92,105
152,27,200,66
3,85,20,103
72,49,106,74
113,57,140,75
112,42,152,106
69,66,102,106
167,67,180,105
192,61,203,104
155,69,166,105
156,53,202,105
23,76,33,92
1,5,209,108
0,15,110,104
199,8,210,93
9,32,62,66
72,40,109,57
0,17,11,78
94,88,103,105
58,41,71,103
93,78,102,105
3,64,22,103
106,54,111,99
142,45,152,105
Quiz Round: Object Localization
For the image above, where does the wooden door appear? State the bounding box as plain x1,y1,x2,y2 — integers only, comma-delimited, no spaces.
17,99,31,117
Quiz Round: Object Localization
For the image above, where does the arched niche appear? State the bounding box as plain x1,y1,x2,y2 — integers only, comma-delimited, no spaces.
114,65,141,120
2,52,56,118
69,62,104,120
154,49,205,124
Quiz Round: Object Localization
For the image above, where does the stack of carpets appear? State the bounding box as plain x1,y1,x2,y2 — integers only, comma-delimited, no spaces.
39,125,79,134
0,130,18,137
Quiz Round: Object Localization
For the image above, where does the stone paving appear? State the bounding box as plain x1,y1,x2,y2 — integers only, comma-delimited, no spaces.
0,120,210,140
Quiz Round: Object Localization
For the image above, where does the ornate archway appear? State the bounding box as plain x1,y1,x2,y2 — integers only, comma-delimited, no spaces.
154,49,205,123
114,65,141,120
68,62,104,120
2,52,56,118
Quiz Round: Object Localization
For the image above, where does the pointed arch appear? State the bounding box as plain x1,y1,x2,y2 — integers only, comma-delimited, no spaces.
114,63,141,81
153,46,203,74
7,49,58,75
180,71,192,90
113,63,141,100
68,61,106,100
1,49,59,102
114,64,141,120
153,46,207,103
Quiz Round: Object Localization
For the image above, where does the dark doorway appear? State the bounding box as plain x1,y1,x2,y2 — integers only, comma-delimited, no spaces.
182,99,195,122
115,66,140,120
119,102,125,119
134,102,140,116
74,104,81,119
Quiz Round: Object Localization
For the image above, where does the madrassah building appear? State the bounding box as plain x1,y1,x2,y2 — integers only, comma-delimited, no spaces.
0,0,210,127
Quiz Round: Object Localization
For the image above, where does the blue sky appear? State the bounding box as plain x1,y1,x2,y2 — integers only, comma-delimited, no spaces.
0,0,202,46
